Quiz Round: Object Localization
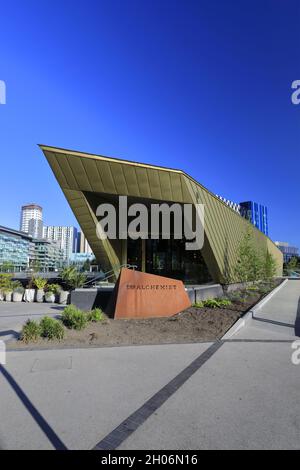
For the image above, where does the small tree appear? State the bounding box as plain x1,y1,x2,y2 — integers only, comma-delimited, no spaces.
262,250,277,280
234,230,260,282
287,256,298,272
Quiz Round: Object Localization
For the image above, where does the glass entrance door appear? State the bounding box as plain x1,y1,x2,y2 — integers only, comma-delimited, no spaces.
127,238,143,271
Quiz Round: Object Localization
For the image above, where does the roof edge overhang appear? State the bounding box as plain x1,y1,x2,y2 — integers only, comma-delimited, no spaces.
39,144,280,251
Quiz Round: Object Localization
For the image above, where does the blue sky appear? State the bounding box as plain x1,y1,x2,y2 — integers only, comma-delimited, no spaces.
0,0,299,246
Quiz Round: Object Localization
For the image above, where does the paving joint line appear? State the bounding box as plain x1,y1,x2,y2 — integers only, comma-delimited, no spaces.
93,340,223,450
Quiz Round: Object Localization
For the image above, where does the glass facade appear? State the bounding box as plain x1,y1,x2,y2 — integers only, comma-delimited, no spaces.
33,240,64,271
275,242,299,263
0,226,65,272
0,226,33,271
69,252,95,269
240,201,268,236
127,238,212,284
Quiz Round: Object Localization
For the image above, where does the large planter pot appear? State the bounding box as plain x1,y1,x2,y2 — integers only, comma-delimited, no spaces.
0,291,4,301
24,289,35,302
5,292,12,302
36,289,45,303
13,291,24,302
59,290,70,305
45,293,55,303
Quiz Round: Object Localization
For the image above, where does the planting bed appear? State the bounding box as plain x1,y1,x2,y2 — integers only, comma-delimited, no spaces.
7,279,282,350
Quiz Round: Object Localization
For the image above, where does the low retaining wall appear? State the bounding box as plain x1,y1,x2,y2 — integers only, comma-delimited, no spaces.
185,284,224,304
71,278,285,313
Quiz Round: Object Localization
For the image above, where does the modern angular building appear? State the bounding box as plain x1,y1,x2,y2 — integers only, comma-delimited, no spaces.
40,145,283,284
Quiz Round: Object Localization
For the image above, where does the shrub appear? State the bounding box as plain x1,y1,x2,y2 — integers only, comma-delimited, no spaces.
258,284,272,295
61,304,88,330
0,274,12,292
201,298,232,308
40,316,65,340
45,290,55,299
45,283,61,294
193,301,204,308
34,277,47,290
11,280,22,290
87,308,104,322
13,286,25,294
246,285,260,292
227,291,244,302
61,267,87,290
203,298,220,308
21,320,41,343
217,298,232,307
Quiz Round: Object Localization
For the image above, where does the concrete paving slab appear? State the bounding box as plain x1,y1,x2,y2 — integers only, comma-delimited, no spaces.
1,280,299,450
233,322,298,341
0,342,211,450
120,341,300,450
253,280,300,328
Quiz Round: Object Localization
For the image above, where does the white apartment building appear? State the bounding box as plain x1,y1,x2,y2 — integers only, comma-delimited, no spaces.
20,204,43,238
77,231,93,254
43,225,77,261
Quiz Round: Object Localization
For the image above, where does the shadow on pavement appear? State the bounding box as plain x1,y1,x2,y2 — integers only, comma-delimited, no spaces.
0,330,19,339
0,365,68,450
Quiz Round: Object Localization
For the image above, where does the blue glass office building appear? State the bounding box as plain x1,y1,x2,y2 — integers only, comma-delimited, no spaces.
239,201,268,236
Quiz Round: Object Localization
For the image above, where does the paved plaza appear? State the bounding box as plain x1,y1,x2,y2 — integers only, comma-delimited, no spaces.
0,280,299,449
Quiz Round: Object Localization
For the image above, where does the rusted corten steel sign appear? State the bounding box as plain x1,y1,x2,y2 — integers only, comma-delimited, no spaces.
109,268,191,319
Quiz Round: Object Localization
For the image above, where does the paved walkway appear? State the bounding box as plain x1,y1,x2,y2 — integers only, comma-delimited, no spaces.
0,302,63,341
234,279,300,340
0,280,299,449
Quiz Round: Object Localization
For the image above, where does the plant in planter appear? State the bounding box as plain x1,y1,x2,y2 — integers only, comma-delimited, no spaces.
4,286,13,302
3,278,19,302
0,274,12,301
12,284,25,302
34,277,47,303
24,277,36,302
54,284,62,303
44,284,61,303
59,267,87,304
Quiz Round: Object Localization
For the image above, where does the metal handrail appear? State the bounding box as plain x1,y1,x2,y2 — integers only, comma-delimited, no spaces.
83,263,137,286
